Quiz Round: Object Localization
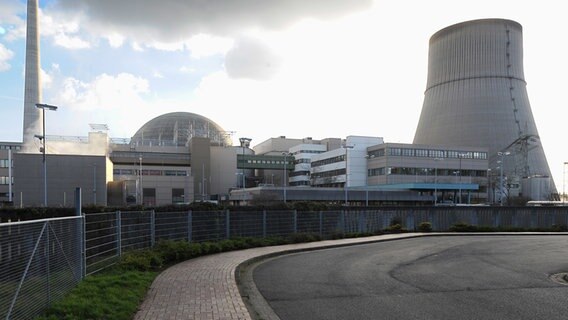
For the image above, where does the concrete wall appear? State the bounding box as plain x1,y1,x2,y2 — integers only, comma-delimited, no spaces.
13,153,110,207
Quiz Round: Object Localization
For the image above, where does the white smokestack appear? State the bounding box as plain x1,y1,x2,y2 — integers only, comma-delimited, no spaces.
22,0,42,148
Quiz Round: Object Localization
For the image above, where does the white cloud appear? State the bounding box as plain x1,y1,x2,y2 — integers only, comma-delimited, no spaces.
179,66,196,74
0,1,25,41
0,43,14,71
40,9,92,49
53,33,91,49
224,36,281,80
187,34,234,58
56,73,149,111
105,33,125,48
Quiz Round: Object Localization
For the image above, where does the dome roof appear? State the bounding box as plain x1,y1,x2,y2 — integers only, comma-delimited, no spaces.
131,112,232,147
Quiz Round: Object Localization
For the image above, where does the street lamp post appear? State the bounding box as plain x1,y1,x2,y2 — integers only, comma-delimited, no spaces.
35,103,58,207
282,152,292,203
487,168,492,204
239,138,252,189
563,162,568,203
498,151,511,206
343,145,354,206
457,153,467,204
139,155,143,205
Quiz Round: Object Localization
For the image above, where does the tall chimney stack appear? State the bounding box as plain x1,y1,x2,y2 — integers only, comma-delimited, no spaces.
22,0,42,146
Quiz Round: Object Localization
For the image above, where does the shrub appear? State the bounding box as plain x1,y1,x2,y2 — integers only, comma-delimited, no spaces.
218,239,237,251
154,240,202,262
287,233,322,243
201,242,222,254
329,231,345,240
389,216,402,226
418,222,432,232
385,224,404,232
449,222,478,232
118,250,163,272
551,224,568,232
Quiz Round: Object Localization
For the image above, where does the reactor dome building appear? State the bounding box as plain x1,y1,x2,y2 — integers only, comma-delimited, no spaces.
131,112,233,147
413,19,556,200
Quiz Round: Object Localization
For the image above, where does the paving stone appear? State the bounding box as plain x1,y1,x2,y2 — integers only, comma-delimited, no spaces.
134,233,423,320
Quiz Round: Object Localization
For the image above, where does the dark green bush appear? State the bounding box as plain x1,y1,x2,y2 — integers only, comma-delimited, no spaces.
551,224,568,232
389,216,402,226
218,239,237,251
449,222,478,232
287,233,321,243
385,224,404,232
418,222,433,232
154,240,202,262
200,242,222,254
119,250,163,271
329,231,345,240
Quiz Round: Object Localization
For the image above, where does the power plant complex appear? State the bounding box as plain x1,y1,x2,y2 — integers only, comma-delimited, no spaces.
0,2,558,207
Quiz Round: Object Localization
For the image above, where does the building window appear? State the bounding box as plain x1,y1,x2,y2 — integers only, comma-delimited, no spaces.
0,177,14,185
0,160,13,168
172,188,185,204
143,188,156,206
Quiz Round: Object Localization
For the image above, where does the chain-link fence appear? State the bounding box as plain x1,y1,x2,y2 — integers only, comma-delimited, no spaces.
2,206,568,319
0,216,83,320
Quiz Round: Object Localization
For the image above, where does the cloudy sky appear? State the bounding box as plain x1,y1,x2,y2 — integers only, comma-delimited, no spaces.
1,0,567,190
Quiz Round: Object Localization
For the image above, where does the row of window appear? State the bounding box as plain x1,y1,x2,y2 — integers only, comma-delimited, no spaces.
0,177,14,185
311,154,345,168
0,145,21,150
289,170,310,177
243,159,291,165
292,150,324,155
294,158,311,164
0,160,13,168
113,169,188,176
368,167,488,177
368,148,488,160
311,168,346,179
290,181,310,186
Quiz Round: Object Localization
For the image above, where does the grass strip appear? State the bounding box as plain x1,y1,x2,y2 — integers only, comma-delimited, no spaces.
37,270,157,320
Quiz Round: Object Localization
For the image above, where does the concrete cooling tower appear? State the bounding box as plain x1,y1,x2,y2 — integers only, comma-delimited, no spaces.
413,19,556,200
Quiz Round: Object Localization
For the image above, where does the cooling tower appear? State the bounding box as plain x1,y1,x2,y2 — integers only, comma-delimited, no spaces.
413,19,556,200
22,0,42,146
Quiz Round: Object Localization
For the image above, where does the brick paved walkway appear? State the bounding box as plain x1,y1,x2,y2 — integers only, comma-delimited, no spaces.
133,233,423,320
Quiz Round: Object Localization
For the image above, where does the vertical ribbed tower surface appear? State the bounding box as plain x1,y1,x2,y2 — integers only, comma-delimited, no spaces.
413,18,556,196
22,0,42,146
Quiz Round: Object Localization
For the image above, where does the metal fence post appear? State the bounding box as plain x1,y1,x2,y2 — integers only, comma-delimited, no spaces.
117,211,122,257
262,210,267,238
226,210,230,239
319,211,323,237
75,187,85,279
341,210,346,233
151,210,156,247
293,210,298,234
187,210,193,242
46,221,51,308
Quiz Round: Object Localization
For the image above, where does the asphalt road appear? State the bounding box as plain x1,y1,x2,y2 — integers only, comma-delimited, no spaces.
253,236,568,320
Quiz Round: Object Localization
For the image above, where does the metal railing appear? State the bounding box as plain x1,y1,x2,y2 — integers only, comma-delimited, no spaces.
0,216,83,320
82,207,568,274
2,207,568,319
